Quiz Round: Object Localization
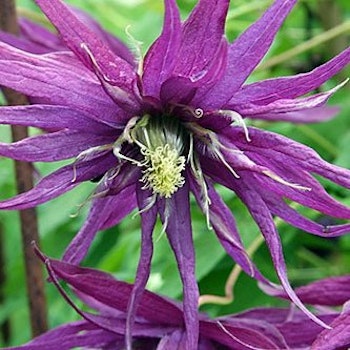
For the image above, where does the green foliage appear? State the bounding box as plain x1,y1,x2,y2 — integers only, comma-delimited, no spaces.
0,0,349,346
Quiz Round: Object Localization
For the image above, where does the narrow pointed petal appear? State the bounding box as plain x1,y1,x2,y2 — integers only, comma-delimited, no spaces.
157,330,186,350
231,179,330,329
173,0,229,80
0,153,115,210
0,30,52,54
62,186,136,265
42,256,184,326
125,186,157,350
312,305,350,350
160,76,197,105
260,190,350,237
0,130,115,162
19,18,63,52
34,0,140,111
0,43,123,120
189,175,275,287
230,127,350,219
0,105,116,132
72,8,135,66
2,321,120,350
231,46,350,104
263,275,350,307
142,0,181,98
277,314,336,349
160,39,227,106
243,106,339,124
235,81,346,123
162,183,199,350
199,319,281,349
161,0,229,104
231,307,338,348
201,0,297,108
209,128,350,234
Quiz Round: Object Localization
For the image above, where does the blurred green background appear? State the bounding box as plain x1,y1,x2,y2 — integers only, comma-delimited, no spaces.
0,0,349,346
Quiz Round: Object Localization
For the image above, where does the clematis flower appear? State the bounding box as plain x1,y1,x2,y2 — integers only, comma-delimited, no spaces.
4,248,350,350
0,0,350,347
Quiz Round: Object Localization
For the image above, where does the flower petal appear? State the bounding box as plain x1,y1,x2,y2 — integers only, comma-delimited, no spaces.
263,275,350,307
312,303,350,350
161,182,200,350
201,0,297,109
43,256,184,326
0,105,116,132
174,0,229,76
18,18,63,52
243,106,339,124
0,43,123,122
156,330,186,350
230,127,350,219
230,177,330,329
258,189,350,238
0,153,115,210
34,0,140,111
160,76,197,105
2,321,121,350
199,319,281,349
189,175,275,287
142,0,181,98
125,186,157,350
231,46,350,105
0,29,54,54
62,185,136,265
234,81,346,123
0,130,115,162
72,7,135,66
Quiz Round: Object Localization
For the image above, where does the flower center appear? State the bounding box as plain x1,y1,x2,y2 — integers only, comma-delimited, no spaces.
130,115,188,198
140,144,185,198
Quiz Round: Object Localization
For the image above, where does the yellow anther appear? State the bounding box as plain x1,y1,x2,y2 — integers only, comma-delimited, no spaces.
140,144,186,198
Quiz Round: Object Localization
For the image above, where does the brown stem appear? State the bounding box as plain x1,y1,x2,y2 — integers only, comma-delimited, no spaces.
0,0,48,338
0,222,11,344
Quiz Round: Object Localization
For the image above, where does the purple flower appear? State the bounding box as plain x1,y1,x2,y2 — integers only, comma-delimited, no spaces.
0,0,350,347
4,248,350,350
4,246,350,350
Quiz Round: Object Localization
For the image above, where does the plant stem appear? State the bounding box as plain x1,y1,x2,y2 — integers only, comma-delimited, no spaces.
0,222,11,344
0,0,48,338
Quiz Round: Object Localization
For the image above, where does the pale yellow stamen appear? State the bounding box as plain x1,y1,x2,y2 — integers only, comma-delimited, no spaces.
140,144,186,198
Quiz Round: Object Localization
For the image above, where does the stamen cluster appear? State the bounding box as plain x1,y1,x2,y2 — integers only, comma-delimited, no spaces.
121,114,189,198
140,144,186,198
